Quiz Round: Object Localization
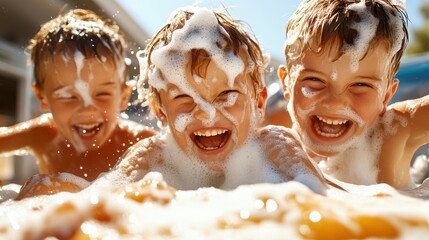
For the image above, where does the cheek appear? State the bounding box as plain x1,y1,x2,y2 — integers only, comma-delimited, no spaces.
352,94,382,118
293,88,315,110
51,108,72,128
170,127,189,151
225,98,253,124
354,101,380,124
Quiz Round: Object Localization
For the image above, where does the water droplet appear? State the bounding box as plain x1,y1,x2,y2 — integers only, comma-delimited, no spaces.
239,209,250,219
309,210,322,222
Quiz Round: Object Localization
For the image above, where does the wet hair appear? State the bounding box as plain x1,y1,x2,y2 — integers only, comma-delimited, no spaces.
137,7,266,108
28,9,128,89
285,0,409,81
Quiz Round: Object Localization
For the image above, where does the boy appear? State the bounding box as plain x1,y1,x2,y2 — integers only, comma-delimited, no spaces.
278,0,428,189
0,9,155,182
83,6,325,193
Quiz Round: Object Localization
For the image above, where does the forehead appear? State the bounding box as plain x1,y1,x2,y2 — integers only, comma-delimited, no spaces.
294,40,390,72
170,58,251,92
41,52,120,87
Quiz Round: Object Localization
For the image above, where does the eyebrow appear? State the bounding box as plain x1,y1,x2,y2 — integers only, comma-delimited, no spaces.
302,69,382,82
53,85,72,93
300,68,325,76
356,75,382,82
100,81,116,86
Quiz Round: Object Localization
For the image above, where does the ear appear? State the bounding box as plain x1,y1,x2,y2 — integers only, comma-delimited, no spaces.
32,84,49,111
381,79,399,115
149,96,167,126
120,85,133,111
277,64,290,101
257,87,268,117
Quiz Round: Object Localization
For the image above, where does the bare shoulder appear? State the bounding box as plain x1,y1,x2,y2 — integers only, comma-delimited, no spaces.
257,125,327,192
114,133,166,178
117,119,157,139
258,125,302,146
122,134,165,160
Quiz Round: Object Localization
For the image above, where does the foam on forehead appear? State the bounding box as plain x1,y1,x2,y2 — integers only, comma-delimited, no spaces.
148,7,245,120
343,0,405,74
344,0,380,72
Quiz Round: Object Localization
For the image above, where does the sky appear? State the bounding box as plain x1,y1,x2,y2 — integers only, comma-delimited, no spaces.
117,0,427,62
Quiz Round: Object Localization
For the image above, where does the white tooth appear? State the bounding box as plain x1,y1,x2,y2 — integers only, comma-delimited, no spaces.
77,123,99,129
317,116,348,125
314,122,346,138
194,129,228,137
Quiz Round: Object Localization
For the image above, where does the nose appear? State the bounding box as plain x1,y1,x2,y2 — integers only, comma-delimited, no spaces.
193,104,216,122
77,101,98,118
321,90,348,110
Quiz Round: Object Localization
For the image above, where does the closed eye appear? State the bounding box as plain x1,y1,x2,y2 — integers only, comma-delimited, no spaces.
96,92,112,97
352,82,373,88
174,94,192,99
57,94,77,100
302,78,325,90
349,82,376,94
219,90,239,96
215,90,239,104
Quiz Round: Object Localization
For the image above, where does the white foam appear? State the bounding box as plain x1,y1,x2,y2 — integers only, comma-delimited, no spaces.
301,86,319,98
174,113,193,133
138,7,249,133
320,131,380,185
73,51,93,107
331,69,338,81
344,0,380,72
221,132,286,189
3,175,429,239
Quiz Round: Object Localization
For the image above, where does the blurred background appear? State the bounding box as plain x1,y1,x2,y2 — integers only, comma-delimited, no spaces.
0,0,428,184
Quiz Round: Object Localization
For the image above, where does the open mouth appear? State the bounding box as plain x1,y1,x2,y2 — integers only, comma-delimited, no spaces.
73,123,102,137
313,116,351,138
192,128,230,151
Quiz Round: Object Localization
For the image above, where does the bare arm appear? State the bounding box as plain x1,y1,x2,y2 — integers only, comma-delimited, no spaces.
0,114,55,154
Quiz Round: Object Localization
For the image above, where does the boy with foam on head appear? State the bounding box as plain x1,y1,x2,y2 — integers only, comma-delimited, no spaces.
97,5,326,192
0,9,155,182
278,0,429,189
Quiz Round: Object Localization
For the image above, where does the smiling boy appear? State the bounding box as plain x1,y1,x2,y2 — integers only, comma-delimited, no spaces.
0,9,155,182
97,6,326,191
278,0,429,189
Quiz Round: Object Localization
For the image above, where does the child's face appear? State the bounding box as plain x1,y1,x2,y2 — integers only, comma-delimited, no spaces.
35,52,130,152
281,45,397,157
157,55,265,171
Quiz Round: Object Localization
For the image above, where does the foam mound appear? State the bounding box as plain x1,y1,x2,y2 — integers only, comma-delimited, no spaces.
0,172,429,239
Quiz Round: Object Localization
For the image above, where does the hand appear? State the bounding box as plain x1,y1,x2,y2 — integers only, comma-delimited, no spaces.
15,173,89,200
